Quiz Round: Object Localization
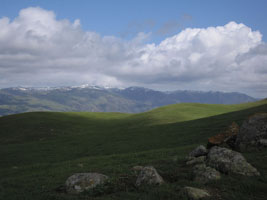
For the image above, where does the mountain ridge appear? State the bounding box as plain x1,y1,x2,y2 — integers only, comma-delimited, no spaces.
0,85,258,116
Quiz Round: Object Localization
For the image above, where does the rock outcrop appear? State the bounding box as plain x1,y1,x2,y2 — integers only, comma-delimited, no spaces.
186,156,206,166
236,113,267,151
207,122,239,149
186,117,262,184
182,186,210,200
192,164,221,183
258,139,267,147
189,145,208,157
65,173,108,194
207,146,260,176
136,166,164,187
187,146,221,183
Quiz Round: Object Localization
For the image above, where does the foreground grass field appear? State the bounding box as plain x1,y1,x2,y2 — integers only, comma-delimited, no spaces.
0,100,267,199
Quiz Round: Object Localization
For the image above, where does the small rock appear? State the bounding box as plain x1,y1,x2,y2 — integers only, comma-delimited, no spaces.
236,113,267,151
185,156,195,162
77,163,84,168
182,186,210,200
189,145,208,157
207,146,260,176
172,156,179,162
207,122,239,149
186,156,206,166
136,166,164,186
131,165,144,171
65,173,108,194
193,164,221,183
258,139,267,147
131,166,144,175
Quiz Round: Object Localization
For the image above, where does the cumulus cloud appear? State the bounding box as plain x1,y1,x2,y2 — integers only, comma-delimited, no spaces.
0,7,266,97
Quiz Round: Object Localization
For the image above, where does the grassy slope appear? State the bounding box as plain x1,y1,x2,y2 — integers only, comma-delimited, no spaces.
0,99,267,200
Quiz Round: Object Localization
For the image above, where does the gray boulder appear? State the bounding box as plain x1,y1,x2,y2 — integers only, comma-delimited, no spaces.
192,164,221,183
182,186,210,200
136,166,164,186
207,146,260,176
258,139,267,147
186,156,206,166
65,173,108,194
189,145,208,157
236,113,267,151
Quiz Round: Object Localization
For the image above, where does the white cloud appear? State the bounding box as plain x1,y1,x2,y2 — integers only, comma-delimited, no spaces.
0,7,266,97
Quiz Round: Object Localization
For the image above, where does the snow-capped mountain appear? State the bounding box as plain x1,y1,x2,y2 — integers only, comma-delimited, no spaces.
0,85,258,116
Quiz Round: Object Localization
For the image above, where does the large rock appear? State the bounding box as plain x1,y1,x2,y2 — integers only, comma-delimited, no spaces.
236,113,267,151
207,146,260,176
189,145,208,157
192,164,221,183
207,122,239,149
136,166,164,186
182,186,210,200
65,173,108,194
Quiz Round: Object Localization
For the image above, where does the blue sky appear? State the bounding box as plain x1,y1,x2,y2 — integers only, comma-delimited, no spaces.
0,0,267,97
1,0,267,43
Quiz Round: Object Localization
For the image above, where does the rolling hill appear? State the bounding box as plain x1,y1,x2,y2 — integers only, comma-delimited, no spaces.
0,86,257,116
0,99,267,199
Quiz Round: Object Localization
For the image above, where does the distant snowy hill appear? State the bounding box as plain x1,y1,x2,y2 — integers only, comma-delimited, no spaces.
0,86,257,116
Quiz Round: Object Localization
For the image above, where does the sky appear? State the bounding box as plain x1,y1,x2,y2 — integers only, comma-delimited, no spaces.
0,0,267,97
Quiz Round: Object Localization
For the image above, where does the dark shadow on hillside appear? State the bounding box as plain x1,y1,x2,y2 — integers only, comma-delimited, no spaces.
137,103,267,147
0,103,267,168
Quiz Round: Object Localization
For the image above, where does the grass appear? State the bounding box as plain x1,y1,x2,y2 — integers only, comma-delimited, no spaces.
0,99,267,199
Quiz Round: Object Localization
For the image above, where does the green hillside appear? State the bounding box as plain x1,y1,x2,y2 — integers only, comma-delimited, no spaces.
0,99,267,200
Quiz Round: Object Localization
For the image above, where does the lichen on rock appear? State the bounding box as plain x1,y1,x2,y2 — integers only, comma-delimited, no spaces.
192,163,221,183
207,146,260,176
65,172,108,194
182,186,211,200
189,145,208,157
186,156,206,166
136,166,164,187
207,122,239,149
236,113,267,151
